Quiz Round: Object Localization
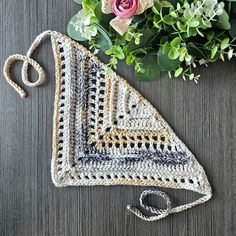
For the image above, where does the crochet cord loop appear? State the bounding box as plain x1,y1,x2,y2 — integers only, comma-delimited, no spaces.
127,188,212,221
3,30,52,98
3,55,45,98
127,189,172,221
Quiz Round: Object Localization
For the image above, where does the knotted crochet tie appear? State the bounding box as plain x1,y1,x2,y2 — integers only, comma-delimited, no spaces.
3,30,51,98
127,189,172,221
3,30,212,221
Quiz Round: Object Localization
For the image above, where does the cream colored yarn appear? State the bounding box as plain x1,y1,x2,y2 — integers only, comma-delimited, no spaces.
3,31,212,221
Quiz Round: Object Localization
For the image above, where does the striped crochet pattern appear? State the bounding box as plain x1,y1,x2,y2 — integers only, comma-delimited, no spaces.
3,31,212,221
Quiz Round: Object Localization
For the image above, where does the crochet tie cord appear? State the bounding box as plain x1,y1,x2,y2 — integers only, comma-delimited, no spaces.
3,31,212,221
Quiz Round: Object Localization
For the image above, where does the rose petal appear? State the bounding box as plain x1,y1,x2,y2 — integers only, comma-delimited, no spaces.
112,0,138,19
110,16,133,35
101,0,113,14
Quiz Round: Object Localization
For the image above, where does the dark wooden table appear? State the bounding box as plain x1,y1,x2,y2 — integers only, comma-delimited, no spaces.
1,1,236,235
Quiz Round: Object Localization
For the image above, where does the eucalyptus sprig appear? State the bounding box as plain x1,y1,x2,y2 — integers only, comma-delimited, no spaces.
68,0,236,82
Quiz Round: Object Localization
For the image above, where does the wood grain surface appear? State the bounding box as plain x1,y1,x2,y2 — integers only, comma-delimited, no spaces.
1,1,236,235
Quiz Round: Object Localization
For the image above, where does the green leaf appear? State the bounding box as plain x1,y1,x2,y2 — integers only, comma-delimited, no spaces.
174,67,183,77
83,0,98,12
153,21,161,29
110,57,118,65
152,5,160,15
170,11,178,18
177,21,187,32
216,10,231,30
67,14,87,41
187,18,200,27
116,52,125,60
83,25,97,40
221,38,230,50
168,48,179,60
196,28,204,37
106,67,113,75
162,15,175,25
95,34,110,52
211,45,219,59
95,23,113,48
73,0,83,4
126,55,135,65
105,45,125,59
161,1,173,8
184,8,193,19
157,47,180,71
127,29,154,53
162,42,170,54
105,48,113,55
202,19,212,28
179,47,187,61
94,2,102,22
135,55,160,81
171,37,181,48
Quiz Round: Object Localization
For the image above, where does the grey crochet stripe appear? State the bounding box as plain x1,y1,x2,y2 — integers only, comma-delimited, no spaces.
3,31,212,222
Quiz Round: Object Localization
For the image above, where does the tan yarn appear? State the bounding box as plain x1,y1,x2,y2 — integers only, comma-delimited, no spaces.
3,31,212,222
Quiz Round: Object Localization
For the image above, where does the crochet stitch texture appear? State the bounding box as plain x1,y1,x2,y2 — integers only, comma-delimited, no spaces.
3,31,212,221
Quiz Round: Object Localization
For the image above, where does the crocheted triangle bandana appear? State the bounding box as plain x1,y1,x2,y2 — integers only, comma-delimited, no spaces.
3,31,212,221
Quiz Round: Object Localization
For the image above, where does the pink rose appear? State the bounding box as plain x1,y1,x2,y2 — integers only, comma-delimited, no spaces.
112,0,139,19
102,0,154,35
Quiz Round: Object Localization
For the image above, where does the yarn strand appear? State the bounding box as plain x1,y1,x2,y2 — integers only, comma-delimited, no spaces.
127,188,212,221
127,189,172,221
3,30,52,98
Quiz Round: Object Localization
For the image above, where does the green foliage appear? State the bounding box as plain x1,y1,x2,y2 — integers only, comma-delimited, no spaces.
67,14,88,41
217,10,231,30
135,55,160,80
68,0,236,82
106,45,125,69
157,47,180,71
126,29,154,53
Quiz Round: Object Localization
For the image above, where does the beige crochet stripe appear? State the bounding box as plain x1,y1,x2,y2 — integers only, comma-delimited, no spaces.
3,30,212,222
